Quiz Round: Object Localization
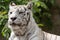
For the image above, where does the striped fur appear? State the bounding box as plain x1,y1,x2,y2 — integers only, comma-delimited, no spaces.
43,31,60,40
8,2,60,40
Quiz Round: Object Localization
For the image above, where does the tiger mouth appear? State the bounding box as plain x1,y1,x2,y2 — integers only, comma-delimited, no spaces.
10,22,21,26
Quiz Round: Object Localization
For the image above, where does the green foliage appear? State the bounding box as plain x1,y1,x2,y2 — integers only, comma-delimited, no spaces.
2,26,11,40
0,11,8,40
0,0,55,39
0,11,8,32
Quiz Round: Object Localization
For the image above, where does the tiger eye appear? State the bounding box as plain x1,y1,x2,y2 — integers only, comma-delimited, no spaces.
10,12,12,14
24,14,25,16
19,12,23,14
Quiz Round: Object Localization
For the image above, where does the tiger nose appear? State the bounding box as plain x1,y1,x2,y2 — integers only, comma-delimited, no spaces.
11,17,17,21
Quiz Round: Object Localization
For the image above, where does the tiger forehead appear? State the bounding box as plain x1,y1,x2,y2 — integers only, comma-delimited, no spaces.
13,5,26,9
9,5,27,12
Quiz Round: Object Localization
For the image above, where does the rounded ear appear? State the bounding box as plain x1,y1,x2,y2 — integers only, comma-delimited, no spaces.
9,1,16,6
9,1,16,9
27,2,33,9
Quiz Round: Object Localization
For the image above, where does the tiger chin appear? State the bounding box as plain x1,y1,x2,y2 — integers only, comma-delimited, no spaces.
8,2,43,40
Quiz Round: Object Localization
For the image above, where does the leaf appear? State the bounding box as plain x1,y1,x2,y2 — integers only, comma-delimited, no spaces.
0,5,6,9
0,11,7,15
32,0,39,2
35,1,41,7
38,24,44,27
2,26,11,38
43,12,51,17
50,0,55,5
40,1,49,10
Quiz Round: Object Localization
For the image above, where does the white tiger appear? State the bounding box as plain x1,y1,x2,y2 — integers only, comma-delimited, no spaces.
8,2,60,40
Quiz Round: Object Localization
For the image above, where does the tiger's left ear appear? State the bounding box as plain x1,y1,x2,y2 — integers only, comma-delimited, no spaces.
27,2,33,9
9,1,16,6
9,1,16,9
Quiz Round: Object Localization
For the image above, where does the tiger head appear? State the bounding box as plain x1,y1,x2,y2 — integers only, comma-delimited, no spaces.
8,2,33,26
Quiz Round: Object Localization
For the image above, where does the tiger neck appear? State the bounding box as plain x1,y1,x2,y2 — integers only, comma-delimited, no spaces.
26,17,38,34
11,16,38,36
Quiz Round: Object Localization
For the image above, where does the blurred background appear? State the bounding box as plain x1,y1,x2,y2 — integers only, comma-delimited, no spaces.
0,0,60,40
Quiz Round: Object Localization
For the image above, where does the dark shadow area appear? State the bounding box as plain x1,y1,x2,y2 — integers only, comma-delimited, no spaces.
42,6,60,36
0,33,6,40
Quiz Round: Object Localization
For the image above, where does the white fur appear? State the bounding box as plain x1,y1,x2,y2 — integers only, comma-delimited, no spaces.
8,2,60,40
8,2,43,40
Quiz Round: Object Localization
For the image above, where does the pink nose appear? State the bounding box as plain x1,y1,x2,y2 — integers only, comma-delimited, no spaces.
11,17,17,21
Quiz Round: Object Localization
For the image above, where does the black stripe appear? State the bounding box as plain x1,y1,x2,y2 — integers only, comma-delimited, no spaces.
23,7,26,12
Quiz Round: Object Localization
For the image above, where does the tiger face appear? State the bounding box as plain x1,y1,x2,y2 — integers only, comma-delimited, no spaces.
8,2,33,26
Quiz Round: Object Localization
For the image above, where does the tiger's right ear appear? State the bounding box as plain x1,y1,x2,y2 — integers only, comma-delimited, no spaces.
27,2,33,9
9,1,16,9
